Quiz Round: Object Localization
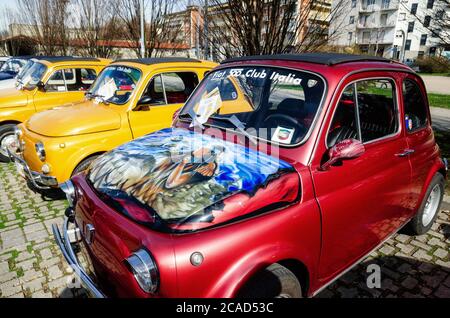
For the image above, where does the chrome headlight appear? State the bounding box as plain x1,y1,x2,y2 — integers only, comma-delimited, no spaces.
35,142,46,162
60,180,76,207
126,249,159,294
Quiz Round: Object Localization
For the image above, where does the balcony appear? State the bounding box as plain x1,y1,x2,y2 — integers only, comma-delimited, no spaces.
357,22,396,29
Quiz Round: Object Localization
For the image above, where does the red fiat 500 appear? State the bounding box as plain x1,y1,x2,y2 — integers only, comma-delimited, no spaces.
53,54,447,298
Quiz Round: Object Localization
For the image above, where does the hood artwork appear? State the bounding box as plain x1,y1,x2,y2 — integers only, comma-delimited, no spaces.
88,128,297,229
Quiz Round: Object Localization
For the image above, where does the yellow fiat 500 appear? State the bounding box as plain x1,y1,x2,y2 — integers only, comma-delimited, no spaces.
11,58,217,189
0,56,110,162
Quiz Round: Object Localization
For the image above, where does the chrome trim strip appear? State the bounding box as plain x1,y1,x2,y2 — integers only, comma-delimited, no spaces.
52,220,106,298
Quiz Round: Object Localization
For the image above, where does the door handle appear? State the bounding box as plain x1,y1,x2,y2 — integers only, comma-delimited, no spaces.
396,149,415,157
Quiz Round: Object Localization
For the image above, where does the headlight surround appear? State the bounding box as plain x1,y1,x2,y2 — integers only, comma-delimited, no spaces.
35,142,46,162
126,249,159,294
60,180,76,207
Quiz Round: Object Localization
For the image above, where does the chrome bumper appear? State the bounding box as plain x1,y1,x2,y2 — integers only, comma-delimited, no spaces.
52,216,106,298
444,158,448,172
7,148,58,190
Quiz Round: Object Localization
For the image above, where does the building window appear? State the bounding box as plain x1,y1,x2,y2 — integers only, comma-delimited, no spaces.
431,29,441,37
363,31,371,43
399,13,406,21
436,10,445,19
420,34,427,45
348,32,353,43
407,21,415,33
351,0,357,8
427,0,434,9
380,14,388,26
424,16,431,27
418,51,425,58
382,0,391,9
405,39,412,51
411,3,418,14
349,16,355,24
368,0,375,5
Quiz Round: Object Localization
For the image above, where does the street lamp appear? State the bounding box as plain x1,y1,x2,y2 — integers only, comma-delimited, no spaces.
140,0,145,58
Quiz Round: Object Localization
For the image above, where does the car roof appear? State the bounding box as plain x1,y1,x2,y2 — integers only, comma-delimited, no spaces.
114,57,202,65
222,53,393,66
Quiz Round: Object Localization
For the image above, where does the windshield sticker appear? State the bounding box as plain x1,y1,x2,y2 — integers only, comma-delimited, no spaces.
193,87,223,126
97,78,118,101
116,66,133,74
272,126,295,144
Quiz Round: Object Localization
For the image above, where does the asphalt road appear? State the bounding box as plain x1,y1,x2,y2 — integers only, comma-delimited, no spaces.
421,76,450,95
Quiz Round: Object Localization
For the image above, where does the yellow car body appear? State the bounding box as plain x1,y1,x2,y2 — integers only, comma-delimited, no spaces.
14,58,217,188
0,57,110,161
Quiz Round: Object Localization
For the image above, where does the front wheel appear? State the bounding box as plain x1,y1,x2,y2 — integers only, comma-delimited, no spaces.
237,263,302,298
0,124,17,163
408,173,445,235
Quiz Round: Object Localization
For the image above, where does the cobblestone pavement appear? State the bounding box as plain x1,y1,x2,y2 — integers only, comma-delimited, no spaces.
0,162,449,298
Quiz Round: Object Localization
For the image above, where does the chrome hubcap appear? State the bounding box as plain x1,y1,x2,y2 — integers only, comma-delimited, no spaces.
422,184,441,227
0,134,15,157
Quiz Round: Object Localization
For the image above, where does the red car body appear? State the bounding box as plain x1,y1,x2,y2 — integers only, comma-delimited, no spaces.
54,54,447,298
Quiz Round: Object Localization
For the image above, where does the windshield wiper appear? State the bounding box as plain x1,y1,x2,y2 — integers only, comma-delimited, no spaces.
209,115,258,145
86,93,109,105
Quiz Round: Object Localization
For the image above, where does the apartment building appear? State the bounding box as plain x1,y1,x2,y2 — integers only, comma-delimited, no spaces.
329,0,450,60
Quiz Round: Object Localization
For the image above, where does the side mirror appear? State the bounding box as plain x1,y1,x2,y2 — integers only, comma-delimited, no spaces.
36,81,46,91
320,139,365,171
135,96,153,111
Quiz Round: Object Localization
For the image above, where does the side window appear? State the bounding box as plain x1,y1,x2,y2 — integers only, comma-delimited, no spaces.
163,72,199,104
403,79,428,131
46,70,66,92
356,79,397,143
327,79,398,147
66,68,97,92
327,85,359,148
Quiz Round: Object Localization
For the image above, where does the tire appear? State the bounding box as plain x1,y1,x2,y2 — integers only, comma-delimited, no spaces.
72,156,99,177
237,263,302,298
0,124,17,163
407,173,445,236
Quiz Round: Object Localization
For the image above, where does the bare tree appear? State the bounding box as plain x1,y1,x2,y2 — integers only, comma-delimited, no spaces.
72,0,120,58
114,0,184,58
202,0,346,59
17,0,71,55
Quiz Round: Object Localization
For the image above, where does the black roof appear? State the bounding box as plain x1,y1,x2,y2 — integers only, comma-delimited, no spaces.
35,56,101,63
222,53,392,66
114,57,201,65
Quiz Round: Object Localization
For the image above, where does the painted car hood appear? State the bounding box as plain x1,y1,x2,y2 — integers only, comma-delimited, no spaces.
88,128,298,230
26,101,122,137
0,88,28,108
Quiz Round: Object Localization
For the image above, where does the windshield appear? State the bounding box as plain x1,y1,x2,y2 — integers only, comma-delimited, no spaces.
180,66,325,146
20,62,47,90
0,59,26,73
87,65,142,104
16,60,35,81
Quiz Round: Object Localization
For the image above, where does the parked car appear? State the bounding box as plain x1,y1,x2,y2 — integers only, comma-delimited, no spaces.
0,56,110,162
0,57,52,90
53,53,447,298
10,58,217,189
0,56,30,82
0,57,10,69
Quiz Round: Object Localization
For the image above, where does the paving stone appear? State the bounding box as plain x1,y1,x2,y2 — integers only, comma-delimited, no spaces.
0,271,16,284
401,276,419,290
434,285,450,298
20,269,44,283
0,262,9,274
412,249,433,261
32,290,53,298
25,230,48,242
379,245,395,256
47,265,64,280
23,222,45,234
433,248,448,259
422,273,447,288
410,240,432,252
16,259,35,271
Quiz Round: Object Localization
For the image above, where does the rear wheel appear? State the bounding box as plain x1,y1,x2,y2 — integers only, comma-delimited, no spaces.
408,173,445,235
0,124,17,163
237,263,302,298
72,155,99,177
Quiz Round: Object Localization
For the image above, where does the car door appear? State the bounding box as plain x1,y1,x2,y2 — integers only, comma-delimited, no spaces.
401,74,436,213
33,67,98,113
311,74,413,281
128,70,200,138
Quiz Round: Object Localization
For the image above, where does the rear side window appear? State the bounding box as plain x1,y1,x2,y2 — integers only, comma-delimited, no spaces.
403,79,428,131
328,79,398,147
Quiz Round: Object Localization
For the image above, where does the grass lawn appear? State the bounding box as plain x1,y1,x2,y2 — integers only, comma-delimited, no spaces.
428,93,450,109
419,72,450,77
